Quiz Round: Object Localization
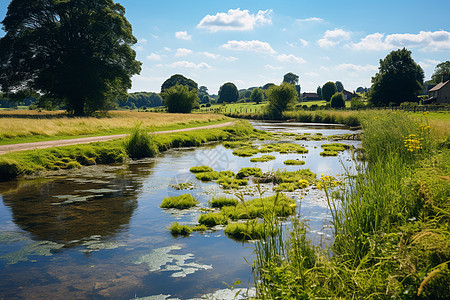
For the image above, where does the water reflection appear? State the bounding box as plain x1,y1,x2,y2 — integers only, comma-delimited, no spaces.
0,162,154,245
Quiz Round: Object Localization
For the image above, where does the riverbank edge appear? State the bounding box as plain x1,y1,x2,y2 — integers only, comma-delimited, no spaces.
0,120,254,182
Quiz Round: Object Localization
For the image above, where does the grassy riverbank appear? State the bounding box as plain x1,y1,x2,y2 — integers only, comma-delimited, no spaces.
0,120,254,181
0,110,229,144
252,111,449,298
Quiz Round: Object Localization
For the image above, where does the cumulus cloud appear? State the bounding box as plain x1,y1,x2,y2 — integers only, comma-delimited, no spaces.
335,63,378,72
167,61,212,69
265,64,283,70
297,17,323,23
146,53,161,61
138,38,148,44
276,54,306,64
175,31,192,40
221,40,276,54
299,39,309,46
225,56,238,62
350,30,450,52
175,48,193,57
201,52,220,59
197,8,273,32
318,28,351,48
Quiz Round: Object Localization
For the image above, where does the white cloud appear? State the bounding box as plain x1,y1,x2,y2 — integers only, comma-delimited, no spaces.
175,48,193,57
167,61,212,69
146,53,162,61
225,56,238,62
163,47,172,52
425,59,441,65
265,64,283,70
201,52,220,59
350,30,450,52
175,31,192,40
221,40,276,54
299,39,309,46
318,28,351,48
135,46,144,51
297,17,323,23
276,54,306,64
138,38,148,44
305,72,319,77
197,8,273,32
335,63,378,72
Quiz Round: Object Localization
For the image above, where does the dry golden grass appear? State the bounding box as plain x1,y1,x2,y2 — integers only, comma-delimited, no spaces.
0,110,227,140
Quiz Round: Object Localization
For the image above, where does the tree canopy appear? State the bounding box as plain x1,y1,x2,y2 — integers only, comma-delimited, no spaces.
322,82,337,102
330,92,345,108
266,82,297,119
430,61,450,84
369,48,424,106
163,84,199,113
161,74,198,94
316,86,322,99
283,72,299,85
250,88,263,104
335,81,344,92
218,82,239,103
0,0,141,116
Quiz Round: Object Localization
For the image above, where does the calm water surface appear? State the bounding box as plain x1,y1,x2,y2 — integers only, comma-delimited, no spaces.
0,121,360,299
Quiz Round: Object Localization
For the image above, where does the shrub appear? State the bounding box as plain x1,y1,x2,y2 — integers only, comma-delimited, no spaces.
330,92,346,108
322,81,337,102
198,212,228,227
266,82,298,119
124,124,158,159
163,84,199,113
169,222,192,236
160,194,198,209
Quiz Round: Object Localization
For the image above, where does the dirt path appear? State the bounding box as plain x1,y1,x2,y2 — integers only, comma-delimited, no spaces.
0,121,235,155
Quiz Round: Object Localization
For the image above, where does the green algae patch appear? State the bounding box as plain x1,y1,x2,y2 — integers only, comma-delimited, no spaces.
192,224,207,231
210,197,239,208
222,194,296,220
236,167,263,179
198,212,229,227
0,240,65,265
218,170,235,177
321,143,352,152
283,159,305,165
169,222,192,236
232,147,260,157
160,194,198,209
224,221,269,240
189,166,214,173
320,150,338,157
195,171,220,181
270,169,316,191
169,182,195,190
250,155,276,162
259,143,308,154
216,176,248,189
223,141,253,149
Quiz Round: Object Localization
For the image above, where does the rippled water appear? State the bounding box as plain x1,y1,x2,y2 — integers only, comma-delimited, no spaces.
0,121,360,299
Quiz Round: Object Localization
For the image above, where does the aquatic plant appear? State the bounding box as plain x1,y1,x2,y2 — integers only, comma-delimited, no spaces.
160,194,198,209
223,141,253,149
218,170,235,177
189,165,214,173
320,150,338,156
250,155,276,162
321,143,351,152
168,222,192,236
232,147,260,157
224,221,268,240
195,171,220,181
283,159,305,165
216,176,248,189
198,212,229,227
210,197,239,208
192,224,207,231
236,167,263,179
259,143,308,154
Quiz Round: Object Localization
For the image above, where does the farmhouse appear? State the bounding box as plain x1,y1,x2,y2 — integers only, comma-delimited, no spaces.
302,92,320,101
342,89,356,100
428,74,450,104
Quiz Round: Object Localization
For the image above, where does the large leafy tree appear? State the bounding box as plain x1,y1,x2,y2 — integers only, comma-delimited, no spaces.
250,88,263,104
430,61,450,84
283,72,299,85
161,74,198,94
0,0,141,116
369,48,424,106
335,81,344,92
266,82,297,119
163,85,199,113
322,82,337,102
218,82,238,103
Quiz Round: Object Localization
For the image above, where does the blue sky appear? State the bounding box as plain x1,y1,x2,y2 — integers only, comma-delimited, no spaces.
1,0,449,94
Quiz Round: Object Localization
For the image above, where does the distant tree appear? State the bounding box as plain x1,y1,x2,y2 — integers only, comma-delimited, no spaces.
0,0,141,116
266,82,298,118
322,82,338,102
283,72,299,85
356,87,365,94
262,83,276,90
218,82,239,103
316,86,322,100
431,61,450,84
120,92,163,108
335,81,344,92
163,84,199,113
198,85,208,99
201,95,210,104
369,48,423,106
161,74,198,94
330,92,345,108
250,88,263,104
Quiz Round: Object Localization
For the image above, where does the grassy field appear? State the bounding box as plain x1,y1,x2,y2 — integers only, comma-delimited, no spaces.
0,110,229,145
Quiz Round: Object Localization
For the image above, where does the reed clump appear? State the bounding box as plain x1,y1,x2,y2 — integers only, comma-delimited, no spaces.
160,194,198,209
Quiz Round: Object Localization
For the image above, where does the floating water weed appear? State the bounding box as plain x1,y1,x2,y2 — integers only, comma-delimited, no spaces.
224,221,268,240
160,194,198,209
210,197,239,208
169,222,192,236
232,147,260,157
236,167,263,179
189,166,213,173
198,212,228,227
195,171,220,181
283,159,305,165
250,155,276,162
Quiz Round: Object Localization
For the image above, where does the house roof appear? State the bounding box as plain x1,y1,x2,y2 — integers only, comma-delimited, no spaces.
303,92,318,97
429,80,449,92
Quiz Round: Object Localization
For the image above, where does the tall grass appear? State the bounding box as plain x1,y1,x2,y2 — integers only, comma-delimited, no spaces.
123,124,158,159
